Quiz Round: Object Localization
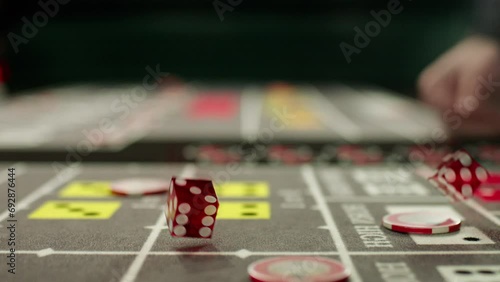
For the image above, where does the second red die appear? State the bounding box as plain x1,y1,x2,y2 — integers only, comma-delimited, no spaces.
166,177,219,238
429,149,489,200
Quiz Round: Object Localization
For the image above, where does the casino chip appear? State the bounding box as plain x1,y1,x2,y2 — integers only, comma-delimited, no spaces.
382,211,461,234
248,256,350,282
111,178,170,196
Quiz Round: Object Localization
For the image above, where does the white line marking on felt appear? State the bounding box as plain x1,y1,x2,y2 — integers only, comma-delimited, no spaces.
120,214,165,282
151,251,340,257
325,196,447,203
120,164,196,282
464,199,500,226
180,164,197,180
492,211,500,216
0,165,80,224
301,165,362,282
144,225,168,230
234,249,253,259
0,250,338,257
240,87,263,141
306,86,363,142
350,251,500,256
37,248,55,257
2,250,500,256
0,250,139,256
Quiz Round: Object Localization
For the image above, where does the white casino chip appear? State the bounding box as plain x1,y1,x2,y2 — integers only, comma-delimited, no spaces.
382,211,461,234
111,178,170,196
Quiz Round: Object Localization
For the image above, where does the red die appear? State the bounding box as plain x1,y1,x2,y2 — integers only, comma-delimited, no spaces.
429,149,489,201
166,177,219,238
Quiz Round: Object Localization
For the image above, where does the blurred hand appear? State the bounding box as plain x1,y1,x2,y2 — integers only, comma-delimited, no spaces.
418,35,500,138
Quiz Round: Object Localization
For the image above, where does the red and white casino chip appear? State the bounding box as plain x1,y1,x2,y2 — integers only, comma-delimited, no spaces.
382,211,461,234
111,178,170,196
248,256,350,282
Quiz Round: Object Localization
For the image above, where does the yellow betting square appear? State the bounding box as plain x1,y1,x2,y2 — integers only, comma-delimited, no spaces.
29,201,121,219
217,202,270,219
215,182,269,198
59,181,113,198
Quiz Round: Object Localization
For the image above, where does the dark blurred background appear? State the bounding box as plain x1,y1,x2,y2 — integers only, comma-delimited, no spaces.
1,0,471,93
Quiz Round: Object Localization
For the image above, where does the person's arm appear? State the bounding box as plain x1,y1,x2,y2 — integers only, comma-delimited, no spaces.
417,0,500,138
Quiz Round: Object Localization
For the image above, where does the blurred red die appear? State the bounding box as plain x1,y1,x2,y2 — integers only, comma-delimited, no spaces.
429,149,489,201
